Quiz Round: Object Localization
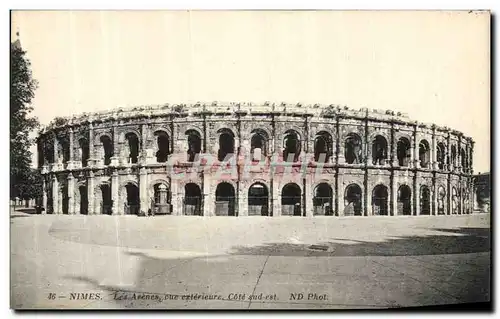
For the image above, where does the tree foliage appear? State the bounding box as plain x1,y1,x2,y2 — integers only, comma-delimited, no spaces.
11,42,40,200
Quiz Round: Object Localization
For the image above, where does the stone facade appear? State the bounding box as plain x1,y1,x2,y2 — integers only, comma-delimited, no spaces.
36,102,475,217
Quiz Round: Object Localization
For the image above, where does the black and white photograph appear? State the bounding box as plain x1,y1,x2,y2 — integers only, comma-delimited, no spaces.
9,10,491,310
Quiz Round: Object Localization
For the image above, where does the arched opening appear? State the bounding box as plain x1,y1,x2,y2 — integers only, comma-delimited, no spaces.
79,138,89,167
186,130,202,162
125,183,140,215
125,132,140,164
248,182,269,216
45,142,55,164
218,129,235,162
313,183,334,216
155,131,170,163
419,140,430,168
61,183,69,214
397,185,412,216
451,145,457,168
215,182,236,216
283,130,301,162
314,131,333,163
153,183,171,215
100,184,112,215
372,135,388,165
250,129,268,162
437,186,446,215
461,148,467,169
100,135,113,166
57,138,70,163
345,133,362,164
397,137,411,167
184,183,202,216
452,187,458,214
46,183,53,214
344,184,362,216
372,184,389,216
281,183,302,216
420,185,431,215
437,143,446,170
37,141,44,168
79,185,88,215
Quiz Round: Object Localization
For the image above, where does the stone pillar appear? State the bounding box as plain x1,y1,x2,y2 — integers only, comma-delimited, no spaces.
238,182,248,217
67,173,75,214
203,179,213,217
414,174,419,216
139,167,148,214
111,171,120,215
88,123,94,166
42,178,47,214
53,134,59,165
52,175,59,214
88,172,95,215
69,128,74,160
391,177,397,216
366,184,373,216
110,126,120,166
305,180,313,217
170,182,180,215
413,134,419,169
431,129,437,170
273,181,281,217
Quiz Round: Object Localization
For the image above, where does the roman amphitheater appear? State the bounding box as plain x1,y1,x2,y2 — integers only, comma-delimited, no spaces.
36,102,475,217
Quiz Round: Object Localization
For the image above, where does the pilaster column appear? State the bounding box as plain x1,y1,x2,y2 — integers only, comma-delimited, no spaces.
203,179,213,217
273,181,282,217
111,171,120,215
53,134,59,165
42,178,47,214
391,177,397,216
414,174,419,216
139,167,148,215
67,173,75,214
88,171,95,215
171,182,181,216
69,128,74,161
238,183,248,216
431,128,437,170
52,175,59,214
88,123,94,166
305,180,313,217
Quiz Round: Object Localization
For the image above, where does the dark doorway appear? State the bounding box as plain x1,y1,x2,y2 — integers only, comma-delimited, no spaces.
281,183,302,216
125,133,140,164
314,132,332,163
186,130,202,162
155,131,170,163
398,185,412,215
372,185,389,216
184,183,202,216
215,182,236,216
79,185,88,215
420,186,431,215
345,133,362,164
79,139,90,167
61,184,69,214
419,140,430,168
437,186,446,215
100,135,114,166
218,130,235,162
251,130,268,162
372,135,388,165
313,183,334,216
283,130,301,162
344,184,362,216
101,184,112,215
248,183,269,216
125,183,140,215
397,137,411,167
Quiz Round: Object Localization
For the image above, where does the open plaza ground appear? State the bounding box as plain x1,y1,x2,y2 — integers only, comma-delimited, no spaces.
10,210,490,309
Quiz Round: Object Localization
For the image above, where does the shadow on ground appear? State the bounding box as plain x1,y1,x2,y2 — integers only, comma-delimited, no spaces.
228,227,491,257
66,226,491,309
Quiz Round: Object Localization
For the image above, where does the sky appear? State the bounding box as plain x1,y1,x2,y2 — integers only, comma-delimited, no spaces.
11,10,490,173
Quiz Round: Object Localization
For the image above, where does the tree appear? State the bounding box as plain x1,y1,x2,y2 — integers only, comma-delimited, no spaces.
11,40,40,200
